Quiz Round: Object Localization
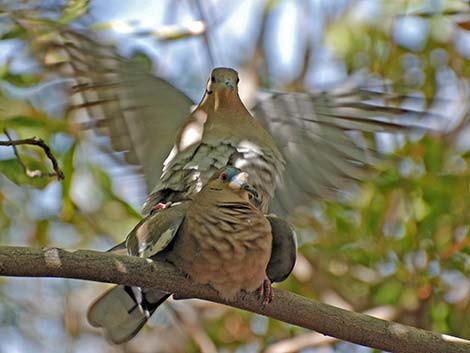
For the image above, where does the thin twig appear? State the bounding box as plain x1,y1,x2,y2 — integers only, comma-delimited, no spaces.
194,0,215,67
0,129,65,180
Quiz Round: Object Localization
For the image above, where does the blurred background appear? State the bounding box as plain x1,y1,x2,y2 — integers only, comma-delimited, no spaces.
0,0,469,352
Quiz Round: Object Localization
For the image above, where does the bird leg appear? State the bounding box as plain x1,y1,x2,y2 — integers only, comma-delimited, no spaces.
151,202,172,212
259,278,273,305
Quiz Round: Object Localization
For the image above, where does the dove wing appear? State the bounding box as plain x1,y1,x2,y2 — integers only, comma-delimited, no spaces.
52,31,194,190
126,201,191,258
252,86,428,215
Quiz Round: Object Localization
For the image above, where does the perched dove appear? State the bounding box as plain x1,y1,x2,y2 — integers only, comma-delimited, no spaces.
38,29,425,344
87,167,296,344
47,31,423,216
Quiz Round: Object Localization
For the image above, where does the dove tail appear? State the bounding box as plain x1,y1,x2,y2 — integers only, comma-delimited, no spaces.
106,241,127,255
87,285,170,344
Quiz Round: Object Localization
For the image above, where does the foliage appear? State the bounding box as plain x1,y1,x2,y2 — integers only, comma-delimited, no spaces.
0,1,469,352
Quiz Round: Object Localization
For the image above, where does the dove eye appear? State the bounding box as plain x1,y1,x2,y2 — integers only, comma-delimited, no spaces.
220,172,229,181
211,76,216,83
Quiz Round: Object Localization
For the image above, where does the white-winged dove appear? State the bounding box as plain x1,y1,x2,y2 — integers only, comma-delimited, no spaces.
47,31,424,216
143,67,284,214
87,167,296,344
41,31,421,343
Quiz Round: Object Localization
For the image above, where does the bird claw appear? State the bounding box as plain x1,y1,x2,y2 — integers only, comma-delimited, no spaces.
259,278,273,306
151,202,172,212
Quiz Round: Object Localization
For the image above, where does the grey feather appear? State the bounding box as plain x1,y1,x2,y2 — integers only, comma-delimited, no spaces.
47,31,431,216
250,89,426,215
87,285,170,344
266,215,297,283
87,202,188,344
53,31,194,190
126,201,190,258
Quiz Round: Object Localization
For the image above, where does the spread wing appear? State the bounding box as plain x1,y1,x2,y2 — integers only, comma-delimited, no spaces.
46,31,194,190
251,85,430,215
44,31,434,216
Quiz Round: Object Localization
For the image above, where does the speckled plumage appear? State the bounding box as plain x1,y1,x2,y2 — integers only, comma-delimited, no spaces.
56,33,424,215
49,32,430,346
143,68,284,214
87,168,284,344
168,171,272,300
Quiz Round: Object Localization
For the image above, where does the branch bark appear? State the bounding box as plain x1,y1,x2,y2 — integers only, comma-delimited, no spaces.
0,245,468,353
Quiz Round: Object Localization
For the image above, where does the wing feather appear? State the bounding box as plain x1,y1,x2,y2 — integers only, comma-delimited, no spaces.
252,85,430,214
47,31,194,190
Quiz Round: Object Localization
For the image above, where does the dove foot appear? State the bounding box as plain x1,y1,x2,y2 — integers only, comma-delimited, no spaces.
151,202,172,213
259,278,273,306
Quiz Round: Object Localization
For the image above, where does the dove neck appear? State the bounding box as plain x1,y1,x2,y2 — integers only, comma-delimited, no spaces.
193,184,251,205
200,89,245,113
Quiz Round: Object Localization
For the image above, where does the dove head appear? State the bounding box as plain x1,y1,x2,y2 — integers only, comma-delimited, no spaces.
206,67,240,96
203,167,259,202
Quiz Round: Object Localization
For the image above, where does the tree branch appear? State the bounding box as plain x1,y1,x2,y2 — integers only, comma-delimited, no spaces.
0,245,468,353
0,130,65,180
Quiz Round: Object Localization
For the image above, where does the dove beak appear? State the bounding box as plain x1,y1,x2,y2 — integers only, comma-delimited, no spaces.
228,172,259,200
228,171,248,190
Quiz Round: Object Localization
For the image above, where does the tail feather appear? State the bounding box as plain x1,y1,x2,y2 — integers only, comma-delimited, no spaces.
87,285,170,344
106,241,127,255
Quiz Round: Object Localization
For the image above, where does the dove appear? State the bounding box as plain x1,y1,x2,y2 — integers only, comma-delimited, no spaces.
142,67,284,214
46,30,425,216
87,167,296,344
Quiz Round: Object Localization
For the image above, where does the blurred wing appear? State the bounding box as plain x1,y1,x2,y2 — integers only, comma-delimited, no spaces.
47,31,194,190
252,84,428,215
